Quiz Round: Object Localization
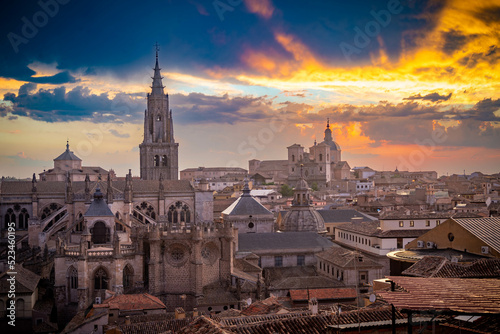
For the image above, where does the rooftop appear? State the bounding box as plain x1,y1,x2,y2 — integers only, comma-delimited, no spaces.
94,293,165,311
289,288,357,301
378,276,500,314
454,217,500,254
238,232,333,252
402,256,500,278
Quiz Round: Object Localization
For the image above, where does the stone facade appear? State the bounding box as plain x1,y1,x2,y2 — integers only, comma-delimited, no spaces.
0,51,239,321
250,120,351,188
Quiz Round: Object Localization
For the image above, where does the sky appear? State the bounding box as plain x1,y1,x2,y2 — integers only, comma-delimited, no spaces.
0,0,499,179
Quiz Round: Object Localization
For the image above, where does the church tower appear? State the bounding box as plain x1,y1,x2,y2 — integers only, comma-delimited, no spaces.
139,46,179,180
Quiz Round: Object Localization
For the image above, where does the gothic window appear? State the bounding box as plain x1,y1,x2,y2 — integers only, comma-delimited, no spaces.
5,208,15,229
171,248,185,261
162,155,167,166
123,265,134,291
18,208,29,230
168,202,191,225
94,268,108,290
91,221,109,244
319,153,323,161
68,266,78,289
156,114,161,121
133,202,156,223
40,203,62,220
154,155,160,167
75,213,83,232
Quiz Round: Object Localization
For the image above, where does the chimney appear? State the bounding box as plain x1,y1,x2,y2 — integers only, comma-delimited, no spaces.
175,307,185,319
308,297,318,315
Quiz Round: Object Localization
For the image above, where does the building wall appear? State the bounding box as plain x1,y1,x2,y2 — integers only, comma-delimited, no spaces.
406,219,500,258
380,218,443,230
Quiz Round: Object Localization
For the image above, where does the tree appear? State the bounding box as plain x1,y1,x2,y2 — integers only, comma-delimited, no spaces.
311,182,319,191
279,184,294,197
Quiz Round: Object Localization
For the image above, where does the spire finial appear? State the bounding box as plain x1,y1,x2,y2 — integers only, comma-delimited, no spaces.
326,118,330,129
66,139,69,151
154,42,160,68
300,164,304,178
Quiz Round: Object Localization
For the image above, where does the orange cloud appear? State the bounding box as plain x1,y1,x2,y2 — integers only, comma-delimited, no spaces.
244,0,274,19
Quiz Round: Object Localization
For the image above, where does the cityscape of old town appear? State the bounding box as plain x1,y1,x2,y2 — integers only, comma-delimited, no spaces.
1,1,500,333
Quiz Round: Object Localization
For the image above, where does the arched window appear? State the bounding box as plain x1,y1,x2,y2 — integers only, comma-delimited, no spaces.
68,266,78,289
133,202,156,223
19,208,29,230
156,114,161,121
162,155,167,166
123,265,134,292
5,208,15,229
319,153,323,161
168,202,191,225
94,267,108,290
292,155,295,162
40,203,62,220
154,155,160,167
91,222,109,244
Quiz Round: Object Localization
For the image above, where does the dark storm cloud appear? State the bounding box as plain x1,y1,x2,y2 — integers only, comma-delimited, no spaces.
458,45,500,69
3,84,144,123
473,5,500,24
171,92,275,124
441,30,475,55
404,92,452,102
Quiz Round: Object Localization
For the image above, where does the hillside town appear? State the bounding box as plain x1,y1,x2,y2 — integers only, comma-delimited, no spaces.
1,52,500,334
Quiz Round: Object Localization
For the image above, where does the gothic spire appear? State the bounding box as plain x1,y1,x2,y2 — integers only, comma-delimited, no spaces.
151,42,165,95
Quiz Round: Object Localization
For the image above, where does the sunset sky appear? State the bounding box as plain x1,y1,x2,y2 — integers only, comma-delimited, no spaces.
1,0,499,179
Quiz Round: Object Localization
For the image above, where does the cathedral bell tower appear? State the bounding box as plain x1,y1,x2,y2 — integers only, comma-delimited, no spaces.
139,45,179,180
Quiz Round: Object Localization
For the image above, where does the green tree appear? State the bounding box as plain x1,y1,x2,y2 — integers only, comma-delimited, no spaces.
311,182,319,191
279,184,294,197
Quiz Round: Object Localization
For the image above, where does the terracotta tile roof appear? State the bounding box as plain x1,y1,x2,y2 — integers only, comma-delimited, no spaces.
224,306,407,334
403,256,500,278
378,276,500,314
240,296,284,316
95,293,165,311
177,316,234,334
120,318,190,334
289,288,357,301
316,247,383,268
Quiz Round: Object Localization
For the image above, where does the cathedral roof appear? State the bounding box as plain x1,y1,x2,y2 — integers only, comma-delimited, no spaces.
84,187,114,217
54,141,81,161
238,232,333,252
221,182,272,216
322,118,341,151
281,208,327,233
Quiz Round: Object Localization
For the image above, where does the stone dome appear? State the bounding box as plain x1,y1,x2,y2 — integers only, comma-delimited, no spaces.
281,207,326,234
